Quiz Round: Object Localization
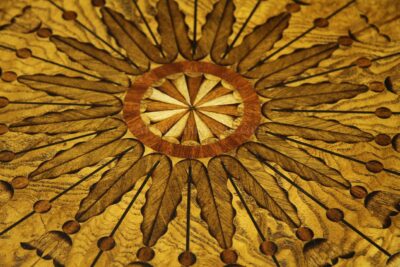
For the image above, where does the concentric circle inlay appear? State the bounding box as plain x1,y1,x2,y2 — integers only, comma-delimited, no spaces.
124,61,261,158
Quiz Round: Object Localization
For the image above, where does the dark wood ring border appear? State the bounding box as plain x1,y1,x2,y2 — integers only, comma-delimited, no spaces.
123,61,261,158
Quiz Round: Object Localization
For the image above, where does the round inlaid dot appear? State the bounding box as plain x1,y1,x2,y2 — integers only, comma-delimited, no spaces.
62,220,81,235
62,11,78,21
137,247,155,262
296,227,314,241
375,134,391,146
366,160,384,173
97,236,115,251
369,81,385,92
350,186,368,199
375,107,392,119
313,18,329,28
326,208,344,222
0,97,9,108
178,251,196,266
220,249,238,264
338,36,353,46
286,3,300,13
92,0,106,7
33,200,51,213
11,176,29,189
16,48,32,59
0,151,15,162
260,241,277,256
356,57,372,68
37,27,53,38
0,124,8,135
1,71,17,82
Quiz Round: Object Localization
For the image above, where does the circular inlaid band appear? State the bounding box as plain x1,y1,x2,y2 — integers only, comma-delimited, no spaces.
123,61,261,158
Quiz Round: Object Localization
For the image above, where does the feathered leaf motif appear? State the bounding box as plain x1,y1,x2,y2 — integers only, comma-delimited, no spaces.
247,43,338,88
212,11,290,69
101,7,167,67
195,0,234,61
244,139,350,189
100,7,148,68
209,0,235,65
157,0,192,60
10,75,123,134
191,158,235,249
10,116,121,135
364,191,400,228
216,155,300,228
262,82,368,112
75,145,153,222
141,154,181,247
258,118,373,143
235,12,291,72
50,35,137,86
21,231,72,267
18,74,127,94
28,120,131,181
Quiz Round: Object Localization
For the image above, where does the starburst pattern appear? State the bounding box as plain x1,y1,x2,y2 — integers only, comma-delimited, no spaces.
0,0,399,266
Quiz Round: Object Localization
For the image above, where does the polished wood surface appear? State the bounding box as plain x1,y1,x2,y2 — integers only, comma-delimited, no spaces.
0,0,399,266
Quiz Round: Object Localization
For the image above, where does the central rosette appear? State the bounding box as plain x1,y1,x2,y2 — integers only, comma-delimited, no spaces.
124,62,261,158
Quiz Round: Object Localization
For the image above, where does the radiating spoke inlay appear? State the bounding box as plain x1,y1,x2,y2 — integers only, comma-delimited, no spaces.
141,71,244,145
124,61,260,158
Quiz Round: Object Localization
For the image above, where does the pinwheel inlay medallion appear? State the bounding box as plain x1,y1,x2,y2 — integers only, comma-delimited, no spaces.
124,61,260,158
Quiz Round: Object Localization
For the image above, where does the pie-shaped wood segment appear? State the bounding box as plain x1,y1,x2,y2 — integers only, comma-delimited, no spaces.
124,61,261,158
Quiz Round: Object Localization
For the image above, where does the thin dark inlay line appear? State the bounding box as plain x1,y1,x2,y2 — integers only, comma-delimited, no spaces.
75,22,136,66
223,161,282,266
0,44,16,52
73,21,136,66
222,0,262,59
186,164,192,252
248,0,356,71
221,162,266,241
47,0,134,65
2,29,123,84
264,131,400,176
262,160,392,257
264,50,400,89
260,159,329,209
132,0,166,57
16,127,117,155
0,150,130,237
91,160,160,267
90,251,103,267
47,0,63,11
9,101,112,107
50,147,134,203
264,64,357,89
0,211,35,236
30,54,108,81
109,160,160,236
272,255,281,267
192,0,199,56
342,220,392,256
271,109,388,115
51,34,139,75
265,131,365,164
